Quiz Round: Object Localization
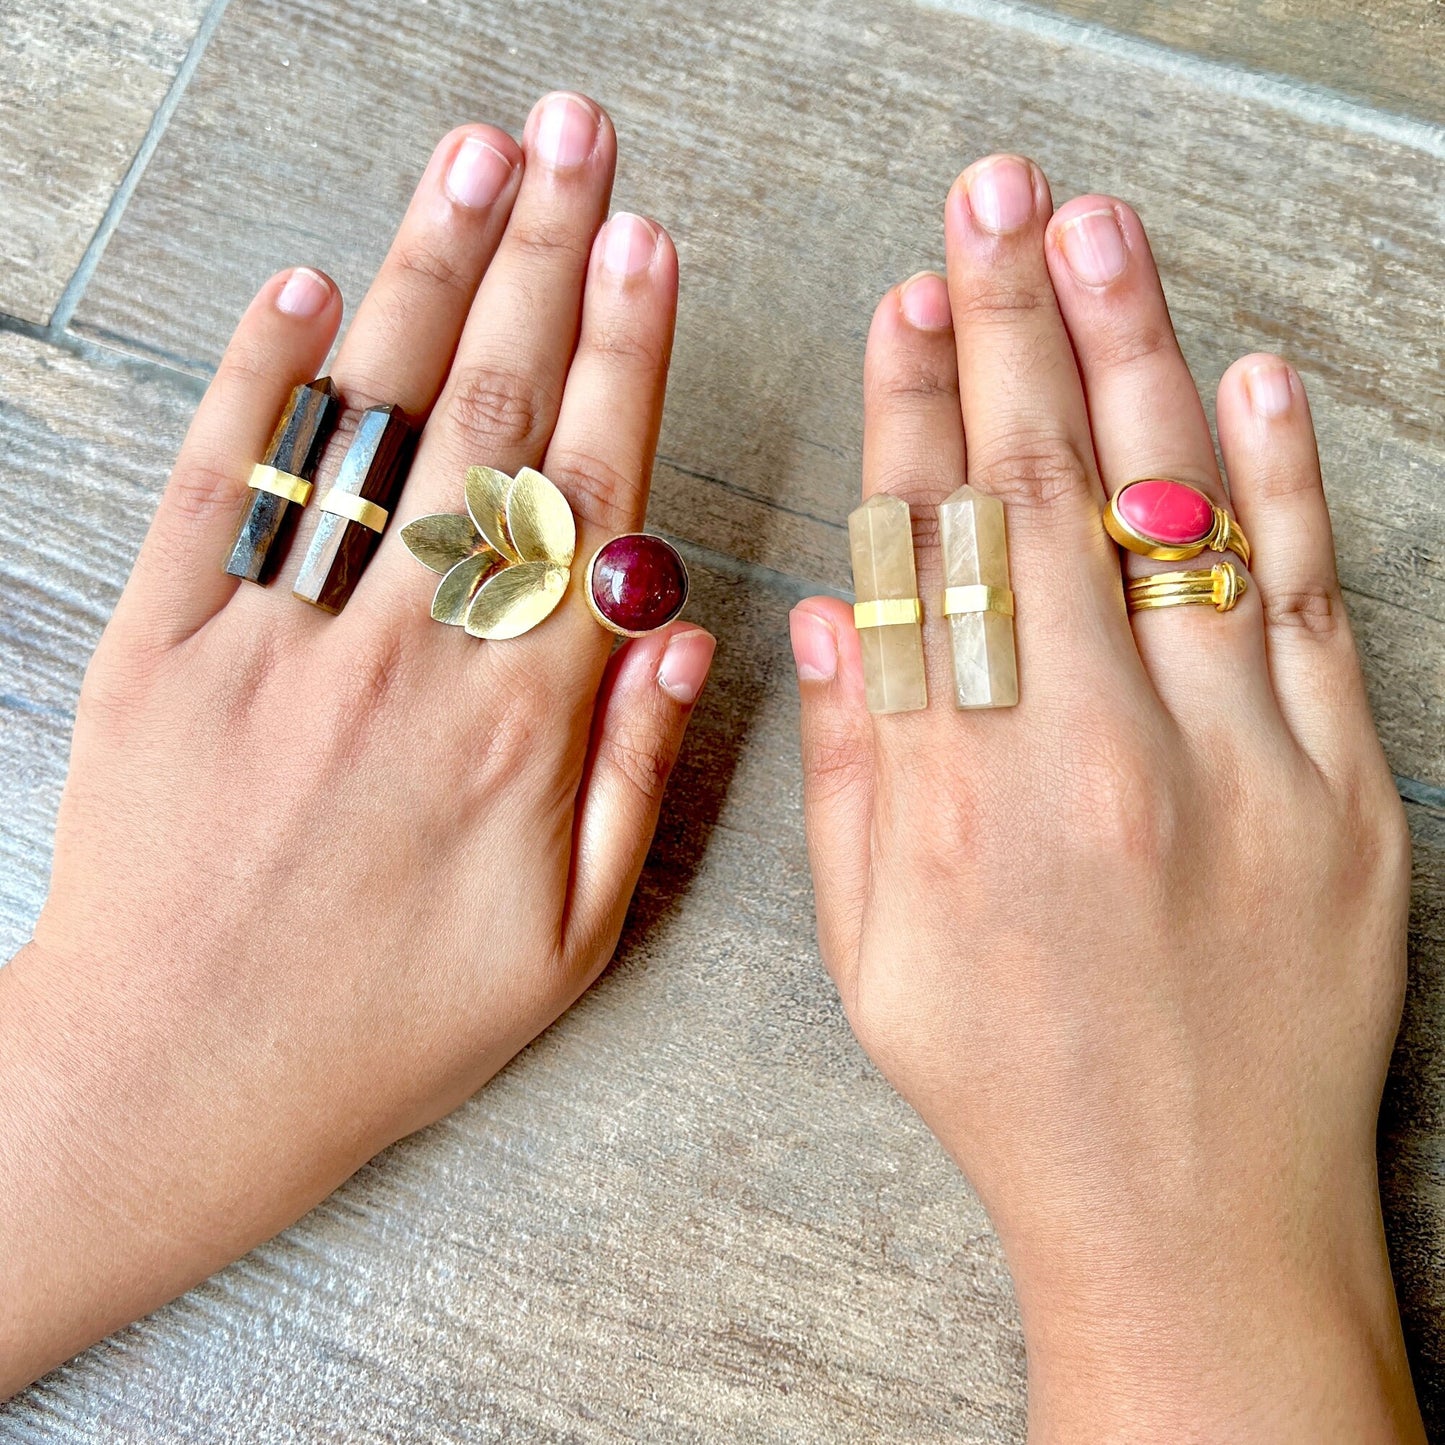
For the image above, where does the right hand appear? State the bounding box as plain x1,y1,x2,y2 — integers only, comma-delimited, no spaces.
791,154,1422,1441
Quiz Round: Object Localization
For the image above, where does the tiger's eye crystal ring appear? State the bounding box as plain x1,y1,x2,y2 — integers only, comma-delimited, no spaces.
1126,561,1247,614
401,466,688,640
1105,478,1251,567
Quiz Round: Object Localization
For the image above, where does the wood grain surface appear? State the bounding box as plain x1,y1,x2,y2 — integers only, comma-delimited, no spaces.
2,0,1443,1435
0,0,210,324
72,0,1445,786
1024,0,1445,126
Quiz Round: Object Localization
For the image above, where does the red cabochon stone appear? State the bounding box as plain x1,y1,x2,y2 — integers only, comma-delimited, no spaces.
1116,479,1212,546
590,534,687,633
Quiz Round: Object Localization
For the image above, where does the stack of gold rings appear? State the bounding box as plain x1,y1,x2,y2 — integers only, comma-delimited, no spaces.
1105,477,1252,615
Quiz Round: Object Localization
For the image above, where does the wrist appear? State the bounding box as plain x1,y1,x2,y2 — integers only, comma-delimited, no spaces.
1003,1177,1423,1443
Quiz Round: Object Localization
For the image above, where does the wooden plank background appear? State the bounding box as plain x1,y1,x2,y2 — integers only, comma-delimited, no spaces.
1,0,1442,1437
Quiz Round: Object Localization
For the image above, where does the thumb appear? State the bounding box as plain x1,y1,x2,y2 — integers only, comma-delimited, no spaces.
565,624,716,969
790,598,874,1003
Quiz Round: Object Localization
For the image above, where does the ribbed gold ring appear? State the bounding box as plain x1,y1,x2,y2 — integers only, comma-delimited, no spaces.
248,462,312,507
320,489,389,533
853,597,923,629
943,584,1014,618
1127,562,1247,614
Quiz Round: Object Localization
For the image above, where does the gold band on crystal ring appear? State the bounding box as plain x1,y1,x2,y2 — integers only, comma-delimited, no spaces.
320,489,389,533
247,462,313,507
943,584,1014,618
853,597,923,629
1127,562,1247,614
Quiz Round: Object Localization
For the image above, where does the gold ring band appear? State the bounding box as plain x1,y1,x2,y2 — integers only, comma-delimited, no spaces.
1127,562,1247,614
1203,509,1251,568
247,462,313,507
853,597,923,629
320,489,389,533
943,584,1014,618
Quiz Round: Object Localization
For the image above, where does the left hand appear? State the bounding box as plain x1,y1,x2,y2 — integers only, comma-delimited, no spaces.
0,92,713,1395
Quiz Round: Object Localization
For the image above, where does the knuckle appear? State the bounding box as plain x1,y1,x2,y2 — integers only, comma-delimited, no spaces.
1085,314,1177,373
1066,734,1174,865
1240,463,1324,503
583,316,667,374
868,356,958,408
1261,582,1343,638
971,430,1095,509
164,458,245,530
388,233,470,296
444,364,555,453
599,726,674,804
862,467,949,518
508,216,592,268
803,729,872,802
216,344,275,391
326,623,410,720
544,448,635,530
949,279,1055,327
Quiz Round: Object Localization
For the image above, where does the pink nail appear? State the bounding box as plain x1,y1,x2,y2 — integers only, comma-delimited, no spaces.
967,157,1036,235
276,268,331,318
1246,362,1295,419
1057,209,1128,286
899,272,951,331
445,135,513,209
602,213,659,278
533,93,599,169
658,629,716,705
789,607,839,683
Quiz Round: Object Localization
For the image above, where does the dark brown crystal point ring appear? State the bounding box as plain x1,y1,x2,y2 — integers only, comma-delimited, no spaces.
584,533,689,637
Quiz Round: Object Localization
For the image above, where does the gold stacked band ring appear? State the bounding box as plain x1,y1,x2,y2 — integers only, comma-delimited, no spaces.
1127,562,1247,614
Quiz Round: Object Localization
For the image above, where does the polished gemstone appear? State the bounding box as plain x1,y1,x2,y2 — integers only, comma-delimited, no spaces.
939,485,1018,709
848,493,927,714
1116,478,1212,546
589,533,688,635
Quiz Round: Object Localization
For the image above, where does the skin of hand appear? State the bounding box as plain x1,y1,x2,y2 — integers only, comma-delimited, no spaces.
790,157,1424,1442
0,94,716,1396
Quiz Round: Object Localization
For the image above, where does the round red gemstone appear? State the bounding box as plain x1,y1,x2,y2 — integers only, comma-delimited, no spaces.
589,534,688,635
1116,478,1213,546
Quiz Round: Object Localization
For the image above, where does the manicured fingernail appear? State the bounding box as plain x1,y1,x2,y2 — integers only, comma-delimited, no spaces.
276,268,331,318
602,213,659,277
658,628,716,705
967,157,1036,235
1246,361,1295,419
445,135,513,208
533,92,599,169
1057,209,1128,286
790,607,838,683
899,272,952,330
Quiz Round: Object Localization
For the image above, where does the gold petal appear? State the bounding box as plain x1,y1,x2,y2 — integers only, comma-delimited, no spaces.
506,467,576,567
465,467,521,561
465,561,570,639
432,552,496,625
401,513,486,574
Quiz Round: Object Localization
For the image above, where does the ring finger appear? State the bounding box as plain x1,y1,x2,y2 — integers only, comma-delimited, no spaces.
1044,195,1281,727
